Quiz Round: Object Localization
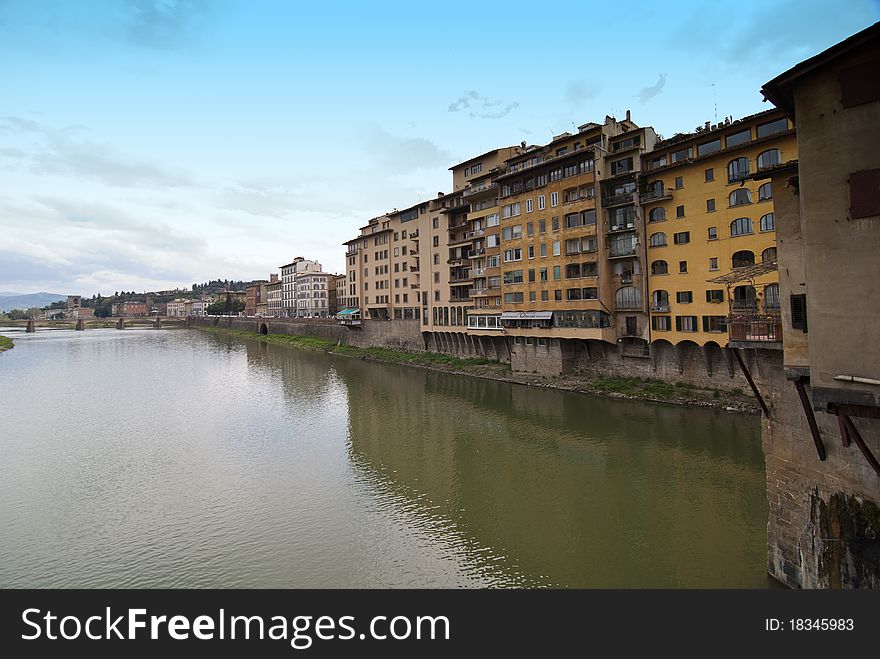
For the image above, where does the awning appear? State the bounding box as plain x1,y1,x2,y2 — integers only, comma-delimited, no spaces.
500,311,553,320
336,308,360,316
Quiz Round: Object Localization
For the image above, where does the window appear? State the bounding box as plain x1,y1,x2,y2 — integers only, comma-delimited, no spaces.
540,243,547,257
541,290,549,302
849,168,880,218
649,232,667,247
649,207,666,222
676,291,693,303
527,221,534,236
707,198,716,212
502,202,521,218
538,195,545,210
553,266,561,281
539,219,546,233
757,149,781,170
651,289,669,310
756,118,788,138
729,188,753,207
697,139,721,157
673,231,690,244
732,250,755,268
611,157,634,174
552,216,559,231
553,241,560,256
550,192,558,207
674,176,683,189
705,168,714,182
728,157,750,183
649,155,668,169
539,268,548,282
708,226,718,240
764,283,781,310
504,292,524,304
503,248,523,262
676,205,685,218
528,269,535,283
503,270,524,284
725,129,751,148
529,291,537,302
760,213,775,231
554,290,562,301
433,218,439,229
709,257,719,271
790,293,807,331
679,261,688,273
671,148,692,163
433,235,439,247
651,260,668,275
526,199,533,213
730,217,754,236
702,316,727,333
758,182,772,201
706,289,724,303
762,247,777,262
651,316,671,331
486,213,500,227
528,245,535,259
675,316,698,332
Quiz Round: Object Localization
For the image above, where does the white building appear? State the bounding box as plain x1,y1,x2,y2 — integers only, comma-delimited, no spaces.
295,271,332,317
167,299,207,317
167,299,188,317
280,257,322,317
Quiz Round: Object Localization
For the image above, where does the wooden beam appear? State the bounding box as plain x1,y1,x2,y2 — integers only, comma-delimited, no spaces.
732,347,771,417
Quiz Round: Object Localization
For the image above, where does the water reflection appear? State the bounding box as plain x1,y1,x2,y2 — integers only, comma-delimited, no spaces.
0,328,766,588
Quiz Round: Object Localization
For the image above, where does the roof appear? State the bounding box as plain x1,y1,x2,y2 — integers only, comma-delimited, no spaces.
706,259,778,285
762,21,880,115
448,147,517,171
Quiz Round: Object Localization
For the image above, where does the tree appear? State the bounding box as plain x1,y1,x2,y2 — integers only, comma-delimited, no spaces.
7,308,28,320
207,298,244,315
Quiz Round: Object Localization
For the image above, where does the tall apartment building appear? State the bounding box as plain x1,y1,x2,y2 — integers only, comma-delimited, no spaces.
267,275,282,317
333,274,345,315
639,109,796,346
245,280,268,317
491,115,654,349
281,257,321,317
295,269,333,318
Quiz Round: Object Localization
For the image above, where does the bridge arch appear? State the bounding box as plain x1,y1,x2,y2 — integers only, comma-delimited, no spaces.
259,323,268,335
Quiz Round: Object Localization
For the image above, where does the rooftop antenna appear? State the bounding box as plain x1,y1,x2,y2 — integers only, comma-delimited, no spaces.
708,82,718,124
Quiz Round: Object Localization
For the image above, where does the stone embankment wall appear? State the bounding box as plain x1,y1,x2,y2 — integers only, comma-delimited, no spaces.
761,369,880,588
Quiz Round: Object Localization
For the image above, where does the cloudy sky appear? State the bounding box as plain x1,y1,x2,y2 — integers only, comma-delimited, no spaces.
1,0,877,295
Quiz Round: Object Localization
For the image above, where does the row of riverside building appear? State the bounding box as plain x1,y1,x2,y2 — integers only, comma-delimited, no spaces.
245,258,346,318
340,107,796,365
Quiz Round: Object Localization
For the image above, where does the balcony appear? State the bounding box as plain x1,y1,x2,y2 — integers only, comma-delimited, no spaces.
608,221,637,233
463,182,497,197
447,258,464,266
602,192,634,207
345,249,358,257
450,296,472,303
642,189,673,203
466,229,485,239
410,266,420,272
616,272,635,284
609,246,637,258
728,313,783,348
449,235,473,247
471,268,487,276
650,304,670,313
408,229,419,239
468,249,485,257
449,276,473,284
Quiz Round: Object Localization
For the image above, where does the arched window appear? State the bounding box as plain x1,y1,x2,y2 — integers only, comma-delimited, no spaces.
649,207,666,222
615,286,642,309
762,247,777,262
649,232,667,247
758,182,772,201
764,283,780,310
729,188,753,207
651,260,668,275
651,289,669,310
732,250,755,268
757,149,781,170
648,180,665,197
733,285,757,309
730,217,753,236
728,157,749,182
760,213,775,231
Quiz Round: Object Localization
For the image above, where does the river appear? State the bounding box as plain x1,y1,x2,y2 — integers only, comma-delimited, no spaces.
0,327,769,587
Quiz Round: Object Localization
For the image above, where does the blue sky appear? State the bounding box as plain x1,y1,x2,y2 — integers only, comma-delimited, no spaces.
1,0,878,295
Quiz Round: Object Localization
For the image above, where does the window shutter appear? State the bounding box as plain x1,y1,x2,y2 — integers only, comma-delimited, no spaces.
790,294,807,332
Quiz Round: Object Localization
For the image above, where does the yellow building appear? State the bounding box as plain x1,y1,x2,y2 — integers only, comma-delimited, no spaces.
640,109,796,347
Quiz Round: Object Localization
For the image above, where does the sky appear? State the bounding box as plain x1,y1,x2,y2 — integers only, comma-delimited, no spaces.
1,0,878,296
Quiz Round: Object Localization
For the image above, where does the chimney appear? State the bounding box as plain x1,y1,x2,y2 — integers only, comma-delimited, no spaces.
270,274,279,283
625,109,631,122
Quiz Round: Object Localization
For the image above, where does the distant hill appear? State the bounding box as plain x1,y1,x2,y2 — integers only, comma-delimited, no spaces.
0,292,66,312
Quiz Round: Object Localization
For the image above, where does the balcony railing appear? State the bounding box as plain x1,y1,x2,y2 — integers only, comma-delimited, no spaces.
650,304,670,312
608,221,637,233
410,266,420,272
409,230,419,239
641,189,673,202
609,246,637,258
601,192,633,207
728,313,783,343
466,229,485,239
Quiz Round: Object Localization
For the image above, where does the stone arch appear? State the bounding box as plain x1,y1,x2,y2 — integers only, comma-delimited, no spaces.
259,323,269,335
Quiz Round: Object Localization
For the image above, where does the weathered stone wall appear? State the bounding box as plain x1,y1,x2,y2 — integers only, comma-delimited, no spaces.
761,367,880,588
189,316,426,352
